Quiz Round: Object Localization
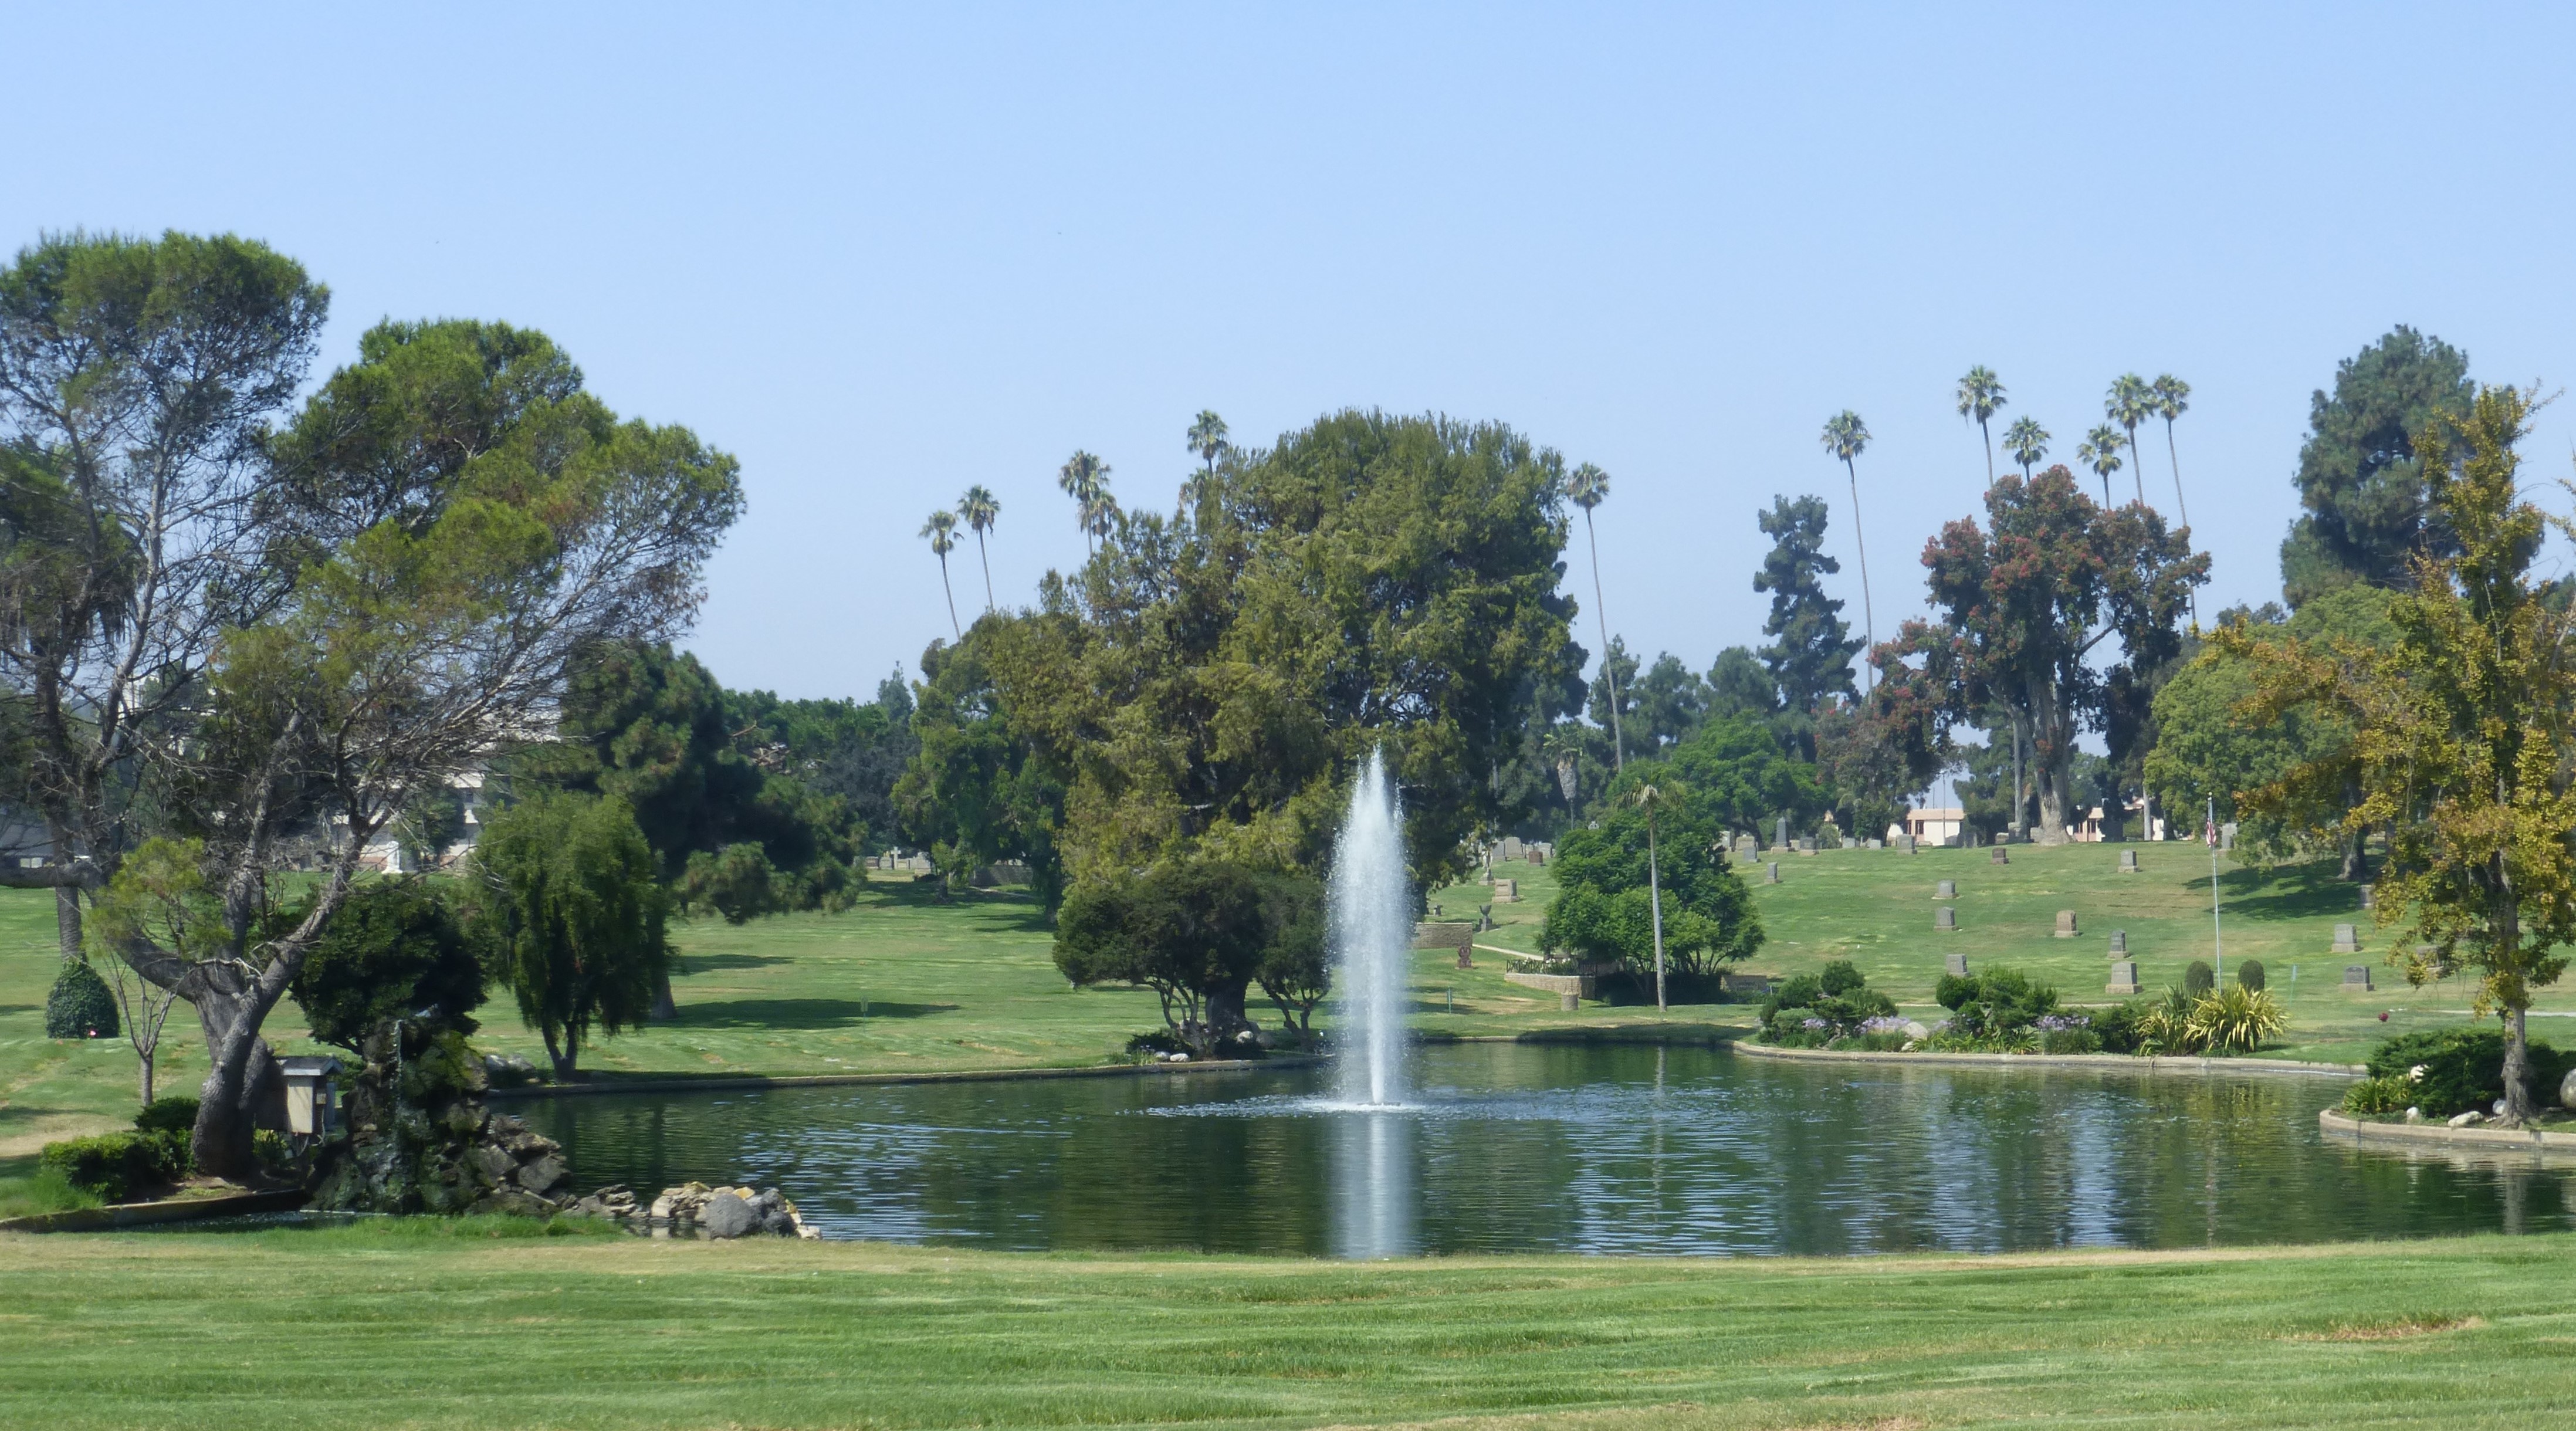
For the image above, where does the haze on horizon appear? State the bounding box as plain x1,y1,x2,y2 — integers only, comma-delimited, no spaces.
11,4,2576,702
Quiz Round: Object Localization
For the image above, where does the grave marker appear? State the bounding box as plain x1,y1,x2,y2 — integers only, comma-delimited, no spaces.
1935,906,1957,932
2054,909,2080,938
2343,964,2373,992
2107,960,2142,995
2333,923,2360,954
1945,950,1971,977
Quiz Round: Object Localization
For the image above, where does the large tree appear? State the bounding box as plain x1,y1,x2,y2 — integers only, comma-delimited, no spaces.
1955,366,2006,486
1752,494,1860,759
2278,326,2472,608
1817,412,1875,688
470,790,668,1080
1874,466,2206,842
1566,462,1623,770
1542,760,1764,984
2219,385,2572,1123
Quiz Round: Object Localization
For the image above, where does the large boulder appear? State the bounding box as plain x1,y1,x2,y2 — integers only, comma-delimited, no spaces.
700,1190,759,1239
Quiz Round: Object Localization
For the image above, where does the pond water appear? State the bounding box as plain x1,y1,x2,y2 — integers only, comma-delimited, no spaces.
520,1043,2576,1257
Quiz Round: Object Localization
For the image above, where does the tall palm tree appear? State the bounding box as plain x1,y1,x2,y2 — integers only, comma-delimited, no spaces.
2003,417,2050,479
1058,450,1110,555
2152,374,2196,624
1819,411,1875,692
920,509,962,638
1541,724,1583,804
2076,424,2127,505
1565,462,1625,771
1955,366,2008,487
956,485,1000,614
2106,374,2154,507
1080,486,1122,550
1637,782,1668,1011
1186,410,1228,471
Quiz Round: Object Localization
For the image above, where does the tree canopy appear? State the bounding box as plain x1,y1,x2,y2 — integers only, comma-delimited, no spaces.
2278,326,2472,608
1541,764,1763,980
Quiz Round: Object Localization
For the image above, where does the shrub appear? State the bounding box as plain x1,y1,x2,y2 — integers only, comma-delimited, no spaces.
2343,1075,2414,1117
43,961,119,1040
2186,985,2287,1052
39,1130,187,1203
1755,965,1897,1045
2035,1014,2101,1055
2236,959,2266,993
2184,960,2215,997
133,1095,199,1134
290,878,486,1049
1817,960,1864,996
1933,967,2058,1040
2364,1028,2574,1117
2091,1000,2151,1054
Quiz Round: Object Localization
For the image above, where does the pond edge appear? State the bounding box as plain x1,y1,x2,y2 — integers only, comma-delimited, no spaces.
489,1054,1322,1100
2320,1107,2576,1151
1734,1041,2364,1078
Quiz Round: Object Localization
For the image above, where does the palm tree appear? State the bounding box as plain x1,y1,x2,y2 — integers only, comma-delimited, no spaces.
1541,725,1583,804
1955,366,2008,486
1058,450,1110,555
1819,411,1875,691
1186,410,1228,471
1637,782,1668,1011
920,509,962,638
2153,374,2196,624
2106,374,2154,507
1079,487,1122,550
2076,424,2127,505
2003,417,2050,479
956,485,1000,614
1565,462,1626,771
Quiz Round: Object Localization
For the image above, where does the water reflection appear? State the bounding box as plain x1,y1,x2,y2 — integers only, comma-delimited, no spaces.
521,1044,2576,1256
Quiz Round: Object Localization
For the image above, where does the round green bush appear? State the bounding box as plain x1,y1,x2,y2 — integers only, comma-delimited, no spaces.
134,1095,199,1134
2343,1074,2413,1117
43,960,119,1040
2236,959,2266,993
2184,960,2216,997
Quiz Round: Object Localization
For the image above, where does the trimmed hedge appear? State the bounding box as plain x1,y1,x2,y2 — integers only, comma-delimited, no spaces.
44,960,118,1040
40,1130,187,1202
2364,1027,2576,1117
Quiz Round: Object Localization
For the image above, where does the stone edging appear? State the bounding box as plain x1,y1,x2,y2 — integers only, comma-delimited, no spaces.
1732,1041,2365,1078
2319,1107,2576,1152
0,1188,309,1235
488,1054,1318,1101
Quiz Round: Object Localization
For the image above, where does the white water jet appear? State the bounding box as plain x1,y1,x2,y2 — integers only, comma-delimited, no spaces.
1329,748,1411,1108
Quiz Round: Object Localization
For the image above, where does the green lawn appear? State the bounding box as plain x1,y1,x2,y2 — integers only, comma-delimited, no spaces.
2,1224,2570,1429
1,843,2534,1156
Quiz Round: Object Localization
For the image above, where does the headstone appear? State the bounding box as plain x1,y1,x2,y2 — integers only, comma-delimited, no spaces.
1531,848,1546,867
1944,950,1971,977
2118,849,2139,873
1935,906,1957,932
1995,831,2013,846
2220,821,2238,851
1775,817,1789,850
1500,836,1525,861
1765,861,1781,885
2342,964,2373,992
2108,929,2127,956
1866,838,1882,850
1734,834,1758,855
2107,960,2142,996
2054,909,2079,939
2360,887,2375,910
1897,834,1917,854
2333,923,2360,954
1991,846,2010,865
1936,879,1956,898
1455,945,1474,970
1796,837,1816,855
1559,992,1580,1012
1495,878,1518,903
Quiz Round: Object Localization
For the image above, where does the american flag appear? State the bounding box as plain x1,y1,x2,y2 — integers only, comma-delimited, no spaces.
2204,818,2219,848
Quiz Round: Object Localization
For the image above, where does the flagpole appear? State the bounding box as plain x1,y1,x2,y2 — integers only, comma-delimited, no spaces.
2208,796,2223,983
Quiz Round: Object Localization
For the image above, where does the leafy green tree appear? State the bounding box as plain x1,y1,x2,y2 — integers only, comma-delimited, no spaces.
1813,698,1921,843
727,675,916,849
1753,495,1860,757
1704,645,1778,725
922,509,961,637
2003,417,2049,479
470,791,669,1080
2077,424,2127,506
1666,715,1826,840
1541,763,1763,983
2107,373,2154,507
1956,366,2008,486
2218,385,2573,1122
2279,326,2473,608
1053,859,1273,1054
1629,652,1709,753
1586,636,1641,756
895,634,1068,909
957,485,1000,614
1817,412,1875,687
288,879,486,1050
1250,871,1327,1043
1874,467,2205,841
1566,462,1624,770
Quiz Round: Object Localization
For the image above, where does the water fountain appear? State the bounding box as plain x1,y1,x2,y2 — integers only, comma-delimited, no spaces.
1329,747,1411,1108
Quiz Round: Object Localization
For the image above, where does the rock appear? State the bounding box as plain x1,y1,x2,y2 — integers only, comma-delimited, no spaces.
2448,1111,2484,1128
468,1144,518,1183
2404,1107,2423,1124
2560,1067,2576,1111
700,1190,759,1239
1901,1021,1931,1040
517,1153,570,1193
472,1188,560,1217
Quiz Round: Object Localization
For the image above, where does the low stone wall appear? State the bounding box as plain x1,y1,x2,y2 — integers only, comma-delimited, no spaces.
2320,1107,2576,1152
489,1054,1318,1100
0,1188,308,1234
1503,970,1595,999
1732,1041,2364,1078
1412,922,1477,948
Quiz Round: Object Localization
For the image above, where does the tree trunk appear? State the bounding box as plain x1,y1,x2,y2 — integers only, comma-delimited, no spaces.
189,984,286,1180
55,885,81,963
139,1048,155,1107
649,967,677,1021
543,1025,579,1082
2030,677,2075,844
2503,1004,2534,1126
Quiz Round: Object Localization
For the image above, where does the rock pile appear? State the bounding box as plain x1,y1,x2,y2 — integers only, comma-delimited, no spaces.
574,1180,818,1239
310,1026,577,1216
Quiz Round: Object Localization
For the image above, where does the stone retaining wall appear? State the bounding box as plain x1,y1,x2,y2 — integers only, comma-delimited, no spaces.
2319,1107,2576,1153
1503,970,1596,999
1732,1041,2363,1078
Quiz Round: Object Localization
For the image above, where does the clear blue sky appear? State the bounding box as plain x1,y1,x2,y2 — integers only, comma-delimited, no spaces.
12,5,2576,701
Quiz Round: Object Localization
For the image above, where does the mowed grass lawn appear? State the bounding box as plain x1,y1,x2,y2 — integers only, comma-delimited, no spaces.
4,1224,2573,1429
3,843,2543,1155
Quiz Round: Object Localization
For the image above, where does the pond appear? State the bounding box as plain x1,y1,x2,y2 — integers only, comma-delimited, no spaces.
520,1043,2576,1257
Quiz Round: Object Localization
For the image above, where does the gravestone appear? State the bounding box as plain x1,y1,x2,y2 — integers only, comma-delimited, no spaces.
2107,960,2142,996
1495,878,1518,904
1935,906,1957,932
1991,846,2010,865
2360,887,2375,910
2118,849,2139,873
1944,950,1971,977
1897,834,1917,854
1499,836,1525,861
2108,929,2128,956
2220,822,2238,851
1995,831,2013,846
2333,923,2361,954
1866,838,1883,849
1775,817,1789,850
1765,861,1781,885
1531,848,1546,867
1734,834,1758,855
1455,945,1474,970
1795,837,1816,855
2054,909,2079,938
1559,992,1580,1012
1936,879,1957,898
2343,965,2373,992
